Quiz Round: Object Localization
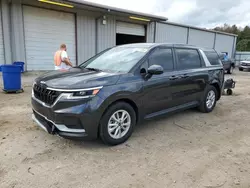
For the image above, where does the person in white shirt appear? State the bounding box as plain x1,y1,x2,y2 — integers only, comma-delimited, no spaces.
54,44,73,70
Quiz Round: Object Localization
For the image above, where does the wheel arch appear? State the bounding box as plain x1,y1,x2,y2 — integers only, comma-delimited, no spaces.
104,98,139,121
97,97,139,139
210,82,221,100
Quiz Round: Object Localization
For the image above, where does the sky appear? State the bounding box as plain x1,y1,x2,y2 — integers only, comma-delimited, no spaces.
85,0,250,29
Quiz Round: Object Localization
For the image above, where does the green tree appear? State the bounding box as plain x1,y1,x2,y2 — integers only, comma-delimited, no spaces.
241,26,250,39
236,39,250,51
231,25,239,35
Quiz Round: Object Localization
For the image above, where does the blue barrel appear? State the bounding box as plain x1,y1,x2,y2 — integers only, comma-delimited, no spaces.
1,65,22,92
13,62,25,72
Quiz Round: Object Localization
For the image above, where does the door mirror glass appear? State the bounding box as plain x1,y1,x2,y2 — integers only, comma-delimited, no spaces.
148,65,164,75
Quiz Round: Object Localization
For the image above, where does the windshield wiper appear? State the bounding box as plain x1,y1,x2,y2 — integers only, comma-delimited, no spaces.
85,67,102,72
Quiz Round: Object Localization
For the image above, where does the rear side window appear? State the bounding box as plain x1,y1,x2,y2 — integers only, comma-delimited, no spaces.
176,49,201,69
204,51,221,65
148,48,174,71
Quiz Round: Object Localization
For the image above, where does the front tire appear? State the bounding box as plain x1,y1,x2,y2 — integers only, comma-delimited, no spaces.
199,85,218,113
99,102,136,145
239,68,243,71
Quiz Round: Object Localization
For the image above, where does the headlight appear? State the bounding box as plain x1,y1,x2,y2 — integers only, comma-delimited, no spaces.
63,88,101,100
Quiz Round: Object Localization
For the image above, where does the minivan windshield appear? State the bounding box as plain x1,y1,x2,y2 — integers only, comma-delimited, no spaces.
80,46,149,73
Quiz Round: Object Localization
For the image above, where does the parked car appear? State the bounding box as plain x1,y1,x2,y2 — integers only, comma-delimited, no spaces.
219,53,235,74
222,59,235,74
31,44,224,145
239,58,250,71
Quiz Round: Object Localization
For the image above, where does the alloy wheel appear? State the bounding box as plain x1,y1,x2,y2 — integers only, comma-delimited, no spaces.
206,90,216,109
107,110,131,139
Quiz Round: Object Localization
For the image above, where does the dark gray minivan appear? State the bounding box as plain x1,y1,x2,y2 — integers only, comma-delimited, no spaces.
32,43,224,145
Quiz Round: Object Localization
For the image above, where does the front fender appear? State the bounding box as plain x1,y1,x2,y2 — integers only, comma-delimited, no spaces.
96,82,143,118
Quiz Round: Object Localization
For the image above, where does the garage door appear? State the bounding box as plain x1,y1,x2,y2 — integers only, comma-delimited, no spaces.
116,21,145,36
0,5,5,65
23,6,76,70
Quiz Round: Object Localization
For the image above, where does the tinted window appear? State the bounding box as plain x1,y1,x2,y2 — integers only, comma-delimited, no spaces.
204,51,221,65
148,48,174,71
176,49,201,69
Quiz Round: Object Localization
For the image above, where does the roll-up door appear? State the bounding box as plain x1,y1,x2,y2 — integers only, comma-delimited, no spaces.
23,6,76,70
116,21,145,36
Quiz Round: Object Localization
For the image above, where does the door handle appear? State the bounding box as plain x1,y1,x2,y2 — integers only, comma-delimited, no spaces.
169,74,189,80
169,75,180,80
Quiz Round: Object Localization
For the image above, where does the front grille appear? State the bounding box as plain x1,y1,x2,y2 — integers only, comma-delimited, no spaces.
33,84,61,105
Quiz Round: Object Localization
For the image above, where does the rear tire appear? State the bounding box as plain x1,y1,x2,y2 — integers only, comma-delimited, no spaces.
227,89,233,95
199,85,218,113
99,102,136,145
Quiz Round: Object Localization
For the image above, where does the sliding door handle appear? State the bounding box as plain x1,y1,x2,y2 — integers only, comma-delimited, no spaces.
181,74,190,79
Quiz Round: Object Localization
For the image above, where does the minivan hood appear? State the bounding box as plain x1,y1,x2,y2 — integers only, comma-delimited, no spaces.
35,68,122,89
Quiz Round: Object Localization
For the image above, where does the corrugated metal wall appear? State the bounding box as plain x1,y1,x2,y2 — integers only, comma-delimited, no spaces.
10,1,26,64
188,29,215,48
0,3,5,64
155,23,188,44
77,14,96,64
154,22,236,58
146,22,155,43
215,34,235,57
97,16,116,53
155,23,167,42
1,0,11,65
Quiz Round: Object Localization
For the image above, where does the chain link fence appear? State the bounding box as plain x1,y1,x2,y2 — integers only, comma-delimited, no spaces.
235,51,250,66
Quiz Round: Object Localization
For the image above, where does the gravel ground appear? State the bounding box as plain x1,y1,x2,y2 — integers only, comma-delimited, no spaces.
1,70,250,188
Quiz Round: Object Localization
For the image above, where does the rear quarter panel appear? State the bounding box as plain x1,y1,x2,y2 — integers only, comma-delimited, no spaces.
207,66,224,99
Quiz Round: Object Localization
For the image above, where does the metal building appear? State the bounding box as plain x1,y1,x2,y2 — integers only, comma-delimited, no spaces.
0,0,237,71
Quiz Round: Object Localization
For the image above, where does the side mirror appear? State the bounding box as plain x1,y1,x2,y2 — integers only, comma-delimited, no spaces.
147,65,164,75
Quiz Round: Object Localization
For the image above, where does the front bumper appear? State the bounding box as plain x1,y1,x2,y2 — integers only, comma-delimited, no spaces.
31,93,104,140
32,109,88,139
239,65,250,70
